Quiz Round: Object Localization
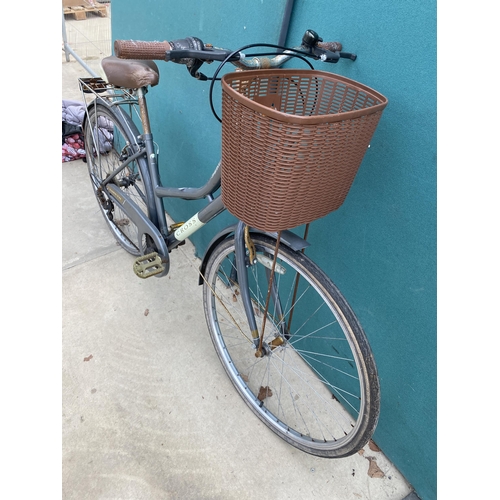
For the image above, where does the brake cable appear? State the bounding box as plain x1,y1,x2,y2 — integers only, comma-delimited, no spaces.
208,43,315,123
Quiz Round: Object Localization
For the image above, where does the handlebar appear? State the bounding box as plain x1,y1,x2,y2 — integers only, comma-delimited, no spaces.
114,29,357,78
114,39,240,62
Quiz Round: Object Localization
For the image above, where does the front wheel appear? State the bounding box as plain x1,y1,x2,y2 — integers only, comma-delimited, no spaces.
202,233,380,458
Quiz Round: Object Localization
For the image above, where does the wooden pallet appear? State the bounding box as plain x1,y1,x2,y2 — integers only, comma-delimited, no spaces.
63,3,107,20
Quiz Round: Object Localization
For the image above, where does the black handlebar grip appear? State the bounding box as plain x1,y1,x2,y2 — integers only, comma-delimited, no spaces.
114,40,172,60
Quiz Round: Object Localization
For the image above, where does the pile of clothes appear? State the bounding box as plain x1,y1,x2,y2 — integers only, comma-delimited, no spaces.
62,99,115,162
62,100,86,163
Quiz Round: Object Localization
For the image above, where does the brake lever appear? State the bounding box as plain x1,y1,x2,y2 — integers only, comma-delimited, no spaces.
339,52,357,61
319,50,357,62
186,59,208,80
314,47,340,63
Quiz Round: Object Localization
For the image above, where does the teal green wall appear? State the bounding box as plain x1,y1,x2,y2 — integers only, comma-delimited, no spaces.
112,2,436,498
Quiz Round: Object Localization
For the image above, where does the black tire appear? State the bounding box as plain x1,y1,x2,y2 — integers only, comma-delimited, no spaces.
83,102,154,256
202,233,380,458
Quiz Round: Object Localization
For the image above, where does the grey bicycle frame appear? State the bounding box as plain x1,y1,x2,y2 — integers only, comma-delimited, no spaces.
103,86,309,252
87,54,311,343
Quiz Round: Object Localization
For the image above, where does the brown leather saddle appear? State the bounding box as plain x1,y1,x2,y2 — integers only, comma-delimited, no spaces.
101,56,160,88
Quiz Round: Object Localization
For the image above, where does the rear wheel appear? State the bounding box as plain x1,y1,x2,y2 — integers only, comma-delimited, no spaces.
83,102,153,256
202,233,380,458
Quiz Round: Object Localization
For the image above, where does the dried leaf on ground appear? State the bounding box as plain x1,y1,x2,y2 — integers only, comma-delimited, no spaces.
366,457,385,478
258,386,273,401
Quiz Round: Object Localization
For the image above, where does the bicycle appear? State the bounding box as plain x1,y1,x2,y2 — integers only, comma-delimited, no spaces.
78,29,388,459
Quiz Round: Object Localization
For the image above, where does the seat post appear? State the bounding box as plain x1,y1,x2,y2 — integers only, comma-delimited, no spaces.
137,87,152,134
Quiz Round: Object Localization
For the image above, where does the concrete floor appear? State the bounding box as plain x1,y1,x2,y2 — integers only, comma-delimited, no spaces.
61,31,416,500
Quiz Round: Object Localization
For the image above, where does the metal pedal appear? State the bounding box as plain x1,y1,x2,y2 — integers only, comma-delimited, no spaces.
133,252,166,279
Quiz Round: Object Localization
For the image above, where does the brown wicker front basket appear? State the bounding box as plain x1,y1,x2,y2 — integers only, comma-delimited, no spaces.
221,69,388,231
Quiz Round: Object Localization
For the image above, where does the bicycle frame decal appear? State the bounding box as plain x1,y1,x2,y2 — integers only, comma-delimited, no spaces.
174,214,205,241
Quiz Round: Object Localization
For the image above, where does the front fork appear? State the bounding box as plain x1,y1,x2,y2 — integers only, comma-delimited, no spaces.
234,221,288,356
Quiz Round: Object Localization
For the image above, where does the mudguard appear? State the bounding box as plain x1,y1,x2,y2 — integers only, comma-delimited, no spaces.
198,224,310,285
